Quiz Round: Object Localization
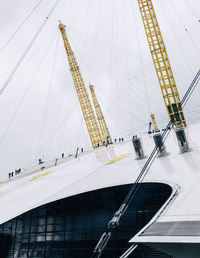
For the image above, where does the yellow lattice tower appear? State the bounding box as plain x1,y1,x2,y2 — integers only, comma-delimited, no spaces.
59,23,103,148
150,113,159,132
89,84,112,144
138,0,187,129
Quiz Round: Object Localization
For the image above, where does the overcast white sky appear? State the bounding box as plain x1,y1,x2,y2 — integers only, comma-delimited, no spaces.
0,0,199,180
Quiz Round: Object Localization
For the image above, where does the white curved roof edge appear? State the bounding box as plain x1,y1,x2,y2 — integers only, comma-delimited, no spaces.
129,182,180,243
130,236,200,244
0,122,200,231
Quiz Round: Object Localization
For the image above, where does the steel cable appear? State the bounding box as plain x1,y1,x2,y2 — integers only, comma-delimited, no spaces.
0,0,61,96
169,0,200,59
90,69,200,258
118,69,200,258
0,34,57,146
36,31,60,157
0,0,44,55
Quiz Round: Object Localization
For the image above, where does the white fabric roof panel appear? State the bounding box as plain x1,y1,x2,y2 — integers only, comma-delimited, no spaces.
0,122,200,244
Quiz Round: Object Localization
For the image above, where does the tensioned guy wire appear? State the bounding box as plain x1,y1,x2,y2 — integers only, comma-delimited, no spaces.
0,0,44,55
0,0,61,96
0,33,57,146
90,69,200,258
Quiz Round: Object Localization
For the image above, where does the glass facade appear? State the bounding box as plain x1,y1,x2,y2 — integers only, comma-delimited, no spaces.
0,183,172,258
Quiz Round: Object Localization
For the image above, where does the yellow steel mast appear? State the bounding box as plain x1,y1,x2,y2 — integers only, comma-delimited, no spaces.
150,113,159,132
89,84,112,144
138,0,187,129
59,23,103,148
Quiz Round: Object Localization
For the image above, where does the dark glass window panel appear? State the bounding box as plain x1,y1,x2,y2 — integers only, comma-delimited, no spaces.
0,183,171,258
